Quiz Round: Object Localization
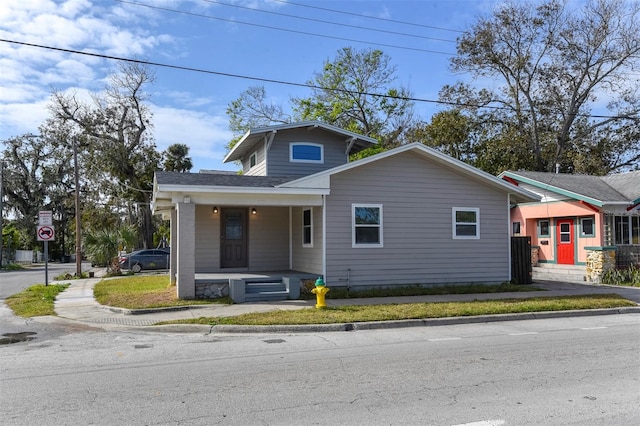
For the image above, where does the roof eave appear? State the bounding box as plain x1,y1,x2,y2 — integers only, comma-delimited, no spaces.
501,171,605,207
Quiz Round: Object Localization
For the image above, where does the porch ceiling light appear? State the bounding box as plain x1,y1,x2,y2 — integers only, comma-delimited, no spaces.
251,207,257,215
212,206,218,214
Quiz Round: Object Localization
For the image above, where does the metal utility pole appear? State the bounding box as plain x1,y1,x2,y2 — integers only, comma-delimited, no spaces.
74,138,82,277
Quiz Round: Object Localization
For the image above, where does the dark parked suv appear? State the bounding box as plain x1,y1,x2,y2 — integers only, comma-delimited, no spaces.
119,249,170,273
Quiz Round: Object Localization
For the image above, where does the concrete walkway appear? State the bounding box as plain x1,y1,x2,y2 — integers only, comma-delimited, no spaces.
51,276,640,333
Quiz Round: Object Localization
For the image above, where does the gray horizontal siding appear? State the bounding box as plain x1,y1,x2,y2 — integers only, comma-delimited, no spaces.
324,151,510,287
266,128,350,176
244,143,266,176
291,206,323,275
248,206,290,271
195,205,220,272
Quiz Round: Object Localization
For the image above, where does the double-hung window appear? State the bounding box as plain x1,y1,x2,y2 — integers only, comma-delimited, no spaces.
352,204,383,247
452,207,480,239
302,208,313,247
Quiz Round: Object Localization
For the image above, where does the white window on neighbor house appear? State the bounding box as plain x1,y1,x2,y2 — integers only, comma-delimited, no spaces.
452,207,480,239
290,142,324,163
352,204,383,247
580,217,595,237
249,152,257,168
302,208,313,247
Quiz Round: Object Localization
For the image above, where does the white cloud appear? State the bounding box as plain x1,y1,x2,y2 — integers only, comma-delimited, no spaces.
0,98,51,136
152,105,234,171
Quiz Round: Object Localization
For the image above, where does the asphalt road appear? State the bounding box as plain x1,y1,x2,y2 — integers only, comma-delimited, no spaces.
0,262,96,343
1,314,639,425
0,262,93,298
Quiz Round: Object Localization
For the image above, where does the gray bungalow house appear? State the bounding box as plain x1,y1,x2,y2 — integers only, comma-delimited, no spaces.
152,121,538,301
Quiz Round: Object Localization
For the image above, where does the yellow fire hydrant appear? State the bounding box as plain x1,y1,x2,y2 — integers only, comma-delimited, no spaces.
311,277,329,309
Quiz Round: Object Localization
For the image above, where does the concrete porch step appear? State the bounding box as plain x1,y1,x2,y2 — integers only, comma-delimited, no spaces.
245,281,289,302
533,264,586,284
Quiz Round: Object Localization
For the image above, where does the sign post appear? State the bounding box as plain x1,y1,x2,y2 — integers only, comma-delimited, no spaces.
37,211,55,286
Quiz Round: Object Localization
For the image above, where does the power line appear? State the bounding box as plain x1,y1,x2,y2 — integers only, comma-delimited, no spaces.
267,0,464,34
194,0,457,43
115,0,455,56
0,38,636,121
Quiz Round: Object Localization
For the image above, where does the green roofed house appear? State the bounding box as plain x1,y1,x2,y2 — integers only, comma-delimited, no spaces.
152,121,538,302
499,170,640,283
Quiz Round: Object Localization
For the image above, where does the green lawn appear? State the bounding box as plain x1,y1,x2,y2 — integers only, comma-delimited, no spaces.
6,275,637,326
93,275,231,309
162,294,636,326
5,284,70,317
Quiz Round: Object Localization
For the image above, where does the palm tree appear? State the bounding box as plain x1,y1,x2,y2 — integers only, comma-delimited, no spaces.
162,143,193,172
83,225,137,273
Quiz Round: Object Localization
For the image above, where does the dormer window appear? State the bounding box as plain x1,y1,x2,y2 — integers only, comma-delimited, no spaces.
290,143,324,163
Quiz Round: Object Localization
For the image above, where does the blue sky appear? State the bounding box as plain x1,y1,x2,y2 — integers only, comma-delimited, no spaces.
0,0,502,172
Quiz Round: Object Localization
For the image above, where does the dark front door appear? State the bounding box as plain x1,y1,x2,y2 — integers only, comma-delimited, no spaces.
556,219,575,264
221,208,247,268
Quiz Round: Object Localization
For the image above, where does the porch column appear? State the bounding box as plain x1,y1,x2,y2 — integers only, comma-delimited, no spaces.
176,201,196,299
169,209,177,286
585,246,616,283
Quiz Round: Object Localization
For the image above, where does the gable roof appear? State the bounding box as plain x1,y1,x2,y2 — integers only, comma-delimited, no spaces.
280,142,540,204
223,120,378,163
499,170,640,206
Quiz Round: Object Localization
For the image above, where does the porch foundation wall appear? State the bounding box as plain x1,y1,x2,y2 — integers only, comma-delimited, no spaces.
195,282,229,299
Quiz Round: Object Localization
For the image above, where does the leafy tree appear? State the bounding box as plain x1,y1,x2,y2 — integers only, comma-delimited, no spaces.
226,47,416,154
0,134,52,249
226,86,291,147
162,143,193,172
49,62,160,248
293,47,415,147
407,110,476,163
442,0,640,174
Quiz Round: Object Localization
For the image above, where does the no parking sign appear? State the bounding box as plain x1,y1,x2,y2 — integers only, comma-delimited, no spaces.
37,225,55,241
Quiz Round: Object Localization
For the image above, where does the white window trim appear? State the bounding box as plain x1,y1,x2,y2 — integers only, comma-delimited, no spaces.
302,207,313,247
452,207,480,240
290,142,324,163
352,204,383,248
249,152,257,168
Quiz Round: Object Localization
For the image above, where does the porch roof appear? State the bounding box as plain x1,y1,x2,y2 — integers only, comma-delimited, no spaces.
152,172,327,216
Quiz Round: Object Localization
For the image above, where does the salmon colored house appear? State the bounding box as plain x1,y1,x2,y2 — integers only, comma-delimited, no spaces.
499,170,640,282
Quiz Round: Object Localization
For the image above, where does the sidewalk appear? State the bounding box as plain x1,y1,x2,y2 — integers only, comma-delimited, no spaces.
51,275,640,333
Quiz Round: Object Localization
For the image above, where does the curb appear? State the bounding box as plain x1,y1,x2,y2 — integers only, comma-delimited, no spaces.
205,306,640,334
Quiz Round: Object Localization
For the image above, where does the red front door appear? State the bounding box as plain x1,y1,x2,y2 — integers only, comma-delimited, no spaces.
556,219,575,264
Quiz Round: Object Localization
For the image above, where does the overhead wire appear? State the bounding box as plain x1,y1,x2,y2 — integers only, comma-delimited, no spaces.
267,0,464,34
114,0,455,55
195,0,457,43
0,38,635,121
